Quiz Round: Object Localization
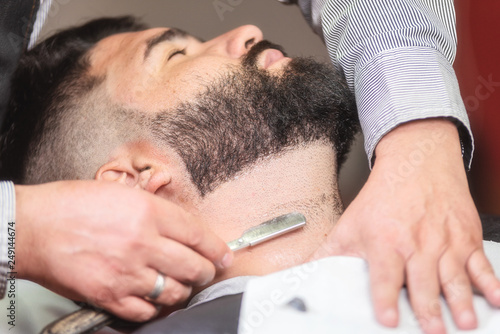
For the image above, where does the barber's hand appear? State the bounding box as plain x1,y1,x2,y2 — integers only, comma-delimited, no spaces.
311,119,500,334
15,180,232,322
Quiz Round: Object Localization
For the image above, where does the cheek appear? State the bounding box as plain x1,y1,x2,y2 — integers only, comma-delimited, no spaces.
107,57,238,112
105,62,158,108
107,70,179,111
166,57,238,98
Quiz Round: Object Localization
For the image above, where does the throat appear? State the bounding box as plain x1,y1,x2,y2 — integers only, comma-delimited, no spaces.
196,141,343,280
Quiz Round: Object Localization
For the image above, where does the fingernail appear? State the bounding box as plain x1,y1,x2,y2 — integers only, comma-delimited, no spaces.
220,252,233,268
459,310,477,329
382,308,398,326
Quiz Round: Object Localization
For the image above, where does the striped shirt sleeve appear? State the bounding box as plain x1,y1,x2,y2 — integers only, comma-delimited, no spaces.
292,0,473,168
28,0,53,49
0,181,15,299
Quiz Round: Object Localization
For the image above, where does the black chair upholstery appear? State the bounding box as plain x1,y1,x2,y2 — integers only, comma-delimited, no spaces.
0,0,39,126
481,214,500,243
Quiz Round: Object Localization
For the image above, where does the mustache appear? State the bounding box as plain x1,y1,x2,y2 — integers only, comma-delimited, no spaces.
242,40,288,68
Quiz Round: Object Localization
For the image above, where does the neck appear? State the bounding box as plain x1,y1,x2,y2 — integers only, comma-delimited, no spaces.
196,141,343,282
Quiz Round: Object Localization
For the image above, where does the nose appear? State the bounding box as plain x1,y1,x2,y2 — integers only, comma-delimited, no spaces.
205,25,264,58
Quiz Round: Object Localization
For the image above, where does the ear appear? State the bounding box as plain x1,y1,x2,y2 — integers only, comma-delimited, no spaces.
95,142,172,194
95,159,139,188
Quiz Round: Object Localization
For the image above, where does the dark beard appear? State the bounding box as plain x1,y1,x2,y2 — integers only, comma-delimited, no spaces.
150,41,359,196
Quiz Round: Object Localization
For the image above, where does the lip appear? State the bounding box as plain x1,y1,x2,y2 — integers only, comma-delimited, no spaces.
259,49,291,70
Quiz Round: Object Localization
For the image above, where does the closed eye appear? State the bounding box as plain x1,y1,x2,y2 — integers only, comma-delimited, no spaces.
168,48,186,60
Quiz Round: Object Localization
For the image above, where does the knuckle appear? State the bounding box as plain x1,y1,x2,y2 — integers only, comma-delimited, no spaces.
131,197,156,223
90,286,115,307
89,274,131,307
442,277,469,303
395,241,416,261
416,297,442,319
424,233,448,252
185,226,205,248
185,262,212,283
165,283,191,305
471,265,495,285
385,231,416,259
115,222,145,248
453,232,481,250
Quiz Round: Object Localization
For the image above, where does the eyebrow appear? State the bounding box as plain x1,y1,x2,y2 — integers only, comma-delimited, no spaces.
143,28,189,61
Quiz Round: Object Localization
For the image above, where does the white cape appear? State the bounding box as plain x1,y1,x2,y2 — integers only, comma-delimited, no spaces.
239,241,500,334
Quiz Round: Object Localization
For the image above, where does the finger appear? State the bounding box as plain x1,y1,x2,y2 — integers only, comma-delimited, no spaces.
406,254,446,334
153,203,232,268
308,218,360,261
148,236,217,286
467,249,500,306
128,267,193,307
145,274,192,306
368,249,405,327
154,276,192,306
308,237,343,261
101,296,159,322
439,253,477,330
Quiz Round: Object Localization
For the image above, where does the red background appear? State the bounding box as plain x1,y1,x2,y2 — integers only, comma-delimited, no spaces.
454,0,500,214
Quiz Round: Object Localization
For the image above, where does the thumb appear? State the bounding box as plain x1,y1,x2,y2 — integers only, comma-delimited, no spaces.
307,219,363,262
307,227,346,261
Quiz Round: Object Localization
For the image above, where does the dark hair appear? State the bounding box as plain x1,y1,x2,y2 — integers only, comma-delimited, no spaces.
0,16,148,183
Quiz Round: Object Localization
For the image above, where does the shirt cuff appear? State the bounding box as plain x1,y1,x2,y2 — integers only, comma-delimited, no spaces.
355,47,473,169
0,181,15,299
